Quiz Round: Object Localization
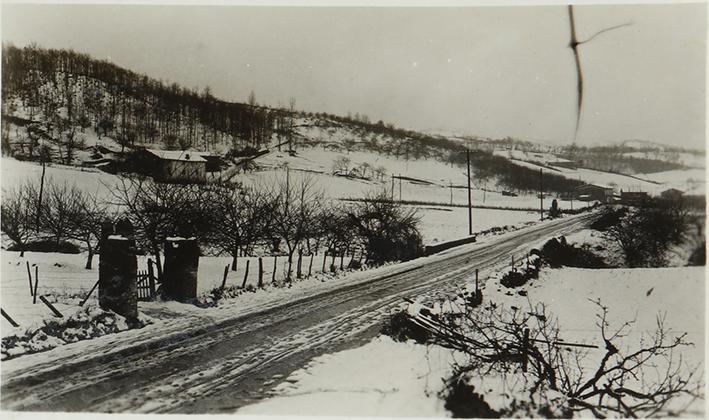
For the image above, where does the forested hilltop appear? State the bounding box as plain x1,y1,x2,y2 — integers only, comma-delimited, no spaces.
2,43,697,194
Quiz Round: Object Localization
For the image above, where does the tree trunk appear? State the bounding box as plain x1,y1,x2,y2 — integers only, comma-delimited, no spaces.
287,251,294,281
85,242,94,270
231,251,238,271
153,245,163,280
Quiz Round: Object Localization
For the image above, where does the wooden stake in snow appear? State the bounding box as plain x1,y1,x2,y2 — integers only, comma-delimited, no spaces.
221,264,229,290
475,268,479,293
32,266,39,304
331,253,336,272
258,257,264,288
339,252,344,270
39,295,63,318
26,261,33,297
80,279,100,307
272,255,278,283
1,308,19,327
522,328,530,373
322,252,327,272
242,260,250,288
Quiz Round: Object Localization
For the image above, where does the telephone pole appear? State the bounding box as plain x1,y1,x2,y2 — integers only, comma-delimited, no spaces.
467,149,472,236
399,173,402,201
539,168,544,221
449,181,453,205
391,173,394,200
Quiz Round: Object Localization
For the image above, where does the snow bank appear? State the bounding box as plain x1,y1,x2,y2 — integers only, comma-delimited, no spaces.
237,335,459,417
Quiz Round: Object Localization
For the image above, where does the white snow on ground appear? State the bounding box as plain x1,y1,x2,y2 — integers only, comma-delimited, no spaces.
237,335,459,417
238,260,704,417
635,168,706,195
0,213,588,376
0,250,354,334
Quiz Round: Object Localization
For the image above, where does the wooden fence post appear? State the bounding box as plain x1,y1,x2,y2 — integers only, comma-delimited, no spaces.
147,258,156,297
258,257,264,288
339,252,344,270
242,260,250,288
297,249,303,279
475,268,479,294
221,264,229,290
1,308,19,327
511,255,515,271
80,279,101,306
39,295,63,318
26,261,33,297
272,255,278,283
32,266,39,304
308,253,314,277
322,252,327,272
331,253,336,272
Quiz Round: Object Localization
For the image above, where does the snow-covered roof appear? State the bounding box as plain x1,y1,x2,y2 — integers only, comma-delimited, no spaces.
145,149,207,162
575,183,613,191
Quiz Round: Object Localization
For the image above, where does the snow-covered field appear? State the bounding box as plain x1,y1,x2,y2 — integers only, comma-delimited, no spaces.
238,263,705,417
414,205,540,244
0,250,354,334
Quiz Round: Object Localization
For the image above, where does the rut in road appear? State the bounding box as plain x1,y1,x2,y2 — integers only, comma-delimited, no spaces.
1,213,597,413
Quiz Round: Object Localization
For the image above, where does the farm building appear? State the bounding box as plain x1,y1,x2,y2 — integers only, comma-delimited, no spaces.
142,149,208,183
621,191,650,206
574,184,614,203
548,158,578,169
660,188,685,200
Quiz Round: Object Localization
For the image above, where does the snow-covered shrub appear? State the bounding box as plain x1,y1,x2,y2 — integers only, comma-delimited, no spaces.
539,236,608,268
380,310,431,344
348,191,423,264
1,305,151,360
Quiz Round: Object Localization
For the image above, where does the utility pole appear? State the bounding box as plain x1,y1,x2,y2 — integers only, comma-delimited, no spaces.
398,173,402,201
449,181,453,205
539,168,544,221
391,173,394,200
467,149,472,236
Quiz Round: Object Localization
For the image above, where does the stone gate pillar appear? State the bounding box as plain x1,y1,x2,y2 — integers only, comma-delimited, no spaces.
162,238,199,301
98,219,138,322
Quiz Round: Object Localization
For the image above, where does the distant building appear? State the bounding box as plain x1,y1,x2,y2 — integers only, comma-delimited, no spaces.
548,159,578,170
574,184,614,203
660,188,685,200
621,191,650,206
142,149,207,183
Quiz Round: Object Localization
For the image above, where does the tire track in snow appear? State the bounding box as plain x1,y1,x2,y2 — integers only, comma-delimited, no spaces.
1,213,598,413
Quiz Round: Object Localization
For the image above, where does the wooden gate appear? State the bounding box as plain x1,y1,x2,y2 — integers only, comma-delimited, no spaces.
136,259,158,301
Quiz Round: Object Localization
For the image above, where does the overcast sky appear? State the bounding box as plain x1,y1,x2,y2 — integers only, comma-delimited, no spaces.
2,2,706,149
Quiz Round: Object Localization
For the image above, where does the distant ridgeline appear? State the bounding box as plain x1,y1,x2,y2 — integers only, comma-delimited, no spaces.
2,44,692,194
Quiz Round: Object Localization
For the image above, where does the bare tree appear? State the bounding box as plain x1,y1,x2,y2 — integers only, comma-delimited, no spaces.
213,182,275,270
270,173,324,281
331,156,351,175
408,299,703,418
1,180,38,257
67,189,110,269
40,179,84,246
348,190,422,264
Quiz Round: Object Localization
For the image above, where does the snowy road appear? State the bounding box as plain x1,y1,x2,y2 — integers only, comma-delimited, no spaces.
1,212,598,413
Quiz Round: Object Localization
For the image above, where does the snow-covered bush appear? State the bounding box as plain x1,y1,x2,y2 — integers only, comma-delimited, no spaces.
1,305,152,360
